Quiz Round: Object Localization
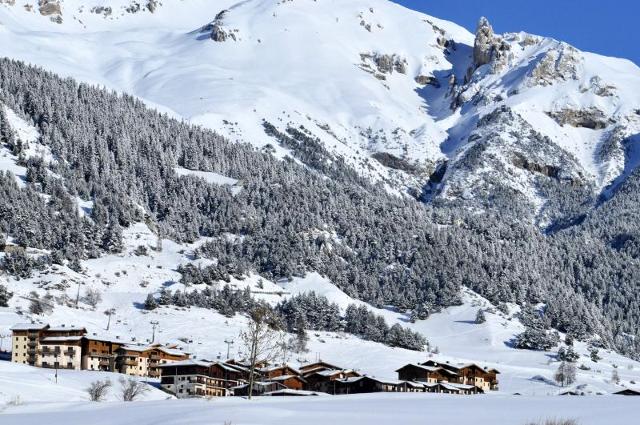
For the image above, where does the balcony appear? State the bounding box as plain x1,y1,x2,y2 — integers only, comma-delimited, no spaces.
27,341,38,348
121,360,137,367
27,348,38,355
149,354,161,360
99,360,110,367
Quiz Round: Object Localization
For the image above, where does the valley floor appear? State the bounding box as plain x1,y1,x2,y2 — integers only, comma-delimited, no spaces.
1,392,637,425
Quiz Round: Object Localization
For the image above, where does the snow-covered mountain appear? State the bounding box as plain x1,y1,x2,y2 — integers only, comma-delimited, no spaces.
1,0,638,221
2,0,640,412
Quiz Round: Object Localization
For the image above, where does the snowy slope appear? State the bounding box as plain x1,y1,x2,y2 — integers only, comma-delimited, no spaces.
2,222,640,401
0,361,168,408
1,0,639,211
3,392,640,425
0,0,476,192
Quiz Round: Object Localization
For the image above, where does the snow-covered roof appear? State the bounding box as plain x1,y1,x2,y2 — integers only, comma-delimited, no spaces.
47,326,86,332
10,323,48,331
259,364,301,374
157,359,212,368
396,363,453,374
213,362,245,373
120,344,151,353
267,375,305,382
40,336,83,343
154,346,189,356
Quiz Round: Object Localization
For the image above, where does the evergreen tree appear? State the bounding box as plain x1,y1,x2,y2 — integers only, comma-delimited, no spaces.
0,284,12,307
144,294,158,311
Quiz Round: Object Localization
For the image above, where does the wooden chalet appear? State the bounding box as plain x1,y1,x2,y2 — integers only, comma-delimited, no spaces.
267,374,307,390
299,361,342,376
333,376,404,395
232,381,287,397
396,363,459,384
396,360,497,394
260,364,301,379
305,369,362,394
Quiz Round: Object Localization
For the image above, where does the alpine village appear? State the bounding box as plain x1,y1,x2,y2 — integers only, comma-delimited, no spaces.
9,322,500,398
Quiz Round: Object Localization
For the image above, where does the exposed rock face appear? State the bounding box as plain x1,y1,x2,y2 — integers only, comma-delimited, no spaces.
38,0,61,16
91,6,112,17
436,106,591,224
360,53,407,76
528,43,580,86
146,0,158,13
512,153,561,179
473,17,494,68
470,17,511,76
546,107,612,130
415,75,440,87
371,152,418,174
209,10,237,42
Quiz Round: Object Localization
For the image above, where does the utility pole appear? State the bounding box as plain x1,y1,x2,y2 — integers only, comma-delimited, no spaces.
54,352,59,384
75,281,82,309
224,339,234,360
150,321,159,343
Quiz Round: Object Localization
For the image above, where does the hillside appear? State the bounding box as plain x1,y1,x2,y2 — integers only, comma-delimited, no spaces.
0,0,640,404
1,0,638,217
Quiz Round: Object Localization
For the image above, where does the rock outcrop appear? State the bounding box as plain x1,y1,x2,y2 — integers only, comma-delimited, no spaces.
473,17,494,68
546,107,612,130
209,10,237,42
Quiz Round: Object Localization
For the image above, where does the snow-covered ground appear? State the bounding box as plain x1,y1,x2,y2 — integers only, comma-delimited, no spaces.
0,361,168,408
2,391,638,425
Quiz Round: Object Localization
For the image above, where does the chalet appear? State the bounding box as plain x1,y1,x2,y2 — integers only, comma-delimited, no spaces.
396,360,498,393
260,364,301,379
395,363,459,384
267,374,307,391
299,361,342,376
305,369,362,394
159,360,251,397
160,360,232,397
484,368,500,391
613,388,640,396
147,345,191,378
333,376,404,395
232,381,287,397
81,335,124,372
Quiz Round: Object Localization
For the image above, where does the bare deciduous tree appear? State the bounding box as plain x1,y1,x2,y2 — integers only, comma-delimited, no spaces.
239,306,284,400
86,379,112,402
83,288,102,309
119,377,149,402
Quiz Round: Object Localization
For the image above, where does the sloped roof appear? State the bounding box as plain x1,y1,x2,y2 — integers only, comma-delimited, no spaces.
157,359,213,368
47,326,86,332
10,323,48,331
40,336,83,343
